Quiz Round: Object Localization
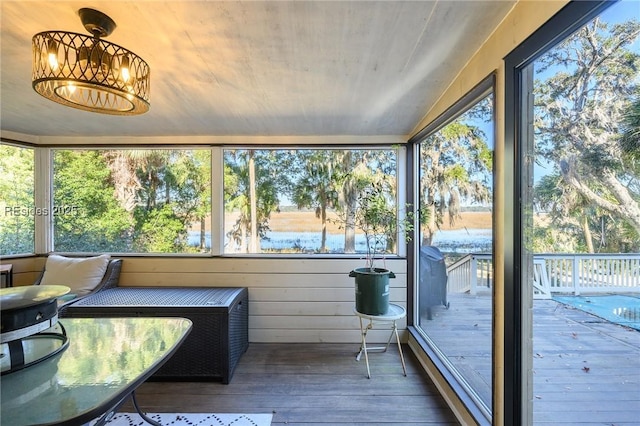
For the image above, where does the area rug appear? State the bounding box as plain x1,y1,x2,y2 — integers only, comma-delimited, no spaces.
553,294,640,330
100,412,273,426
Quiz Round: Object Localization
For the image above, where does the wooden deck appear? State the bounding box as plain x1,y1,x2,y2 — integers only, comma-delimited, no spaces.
421,293,640,425
129,343,460,425
531,298,640,424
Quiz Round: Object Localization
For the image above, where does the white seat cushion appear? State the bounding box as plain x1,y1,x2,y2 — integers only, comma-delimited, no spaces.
40,254,111,296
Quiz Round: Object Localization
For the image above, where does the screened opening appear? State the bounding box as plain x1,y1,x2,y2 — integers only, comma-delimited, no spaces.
223,147,405,255
0,143,35,256
51,148,211,254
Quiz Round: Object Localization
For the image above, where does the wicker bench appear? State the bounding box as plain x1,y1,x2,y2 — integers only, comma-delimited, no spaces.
63,287,248,384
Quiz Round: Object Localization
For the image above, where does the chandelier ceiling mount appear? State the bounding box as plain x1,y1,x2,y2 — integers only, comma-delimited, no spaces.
78,8,116,38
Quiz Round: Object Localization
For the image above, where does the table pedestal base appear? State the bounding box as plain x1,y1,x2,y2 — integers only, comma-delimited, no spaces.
91,392,160,426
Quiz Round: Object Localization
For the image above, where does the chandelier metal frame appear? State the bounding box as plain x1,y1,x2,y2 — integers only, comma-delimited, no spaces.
32,8,150,115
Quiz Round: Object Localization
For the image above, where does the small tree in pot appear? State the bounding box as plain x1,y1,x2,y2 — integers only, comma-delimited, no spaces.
346,177,413,315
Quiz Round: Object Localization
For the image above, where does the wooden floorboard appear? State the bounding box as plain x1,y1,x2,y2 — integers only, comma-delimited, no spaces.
128,296,640,425
128,343,460,425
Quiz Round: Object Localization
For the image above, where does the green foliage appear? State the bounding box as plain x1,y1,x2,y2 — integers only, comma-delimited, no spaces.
223,150,285,252
290,150,340,252
51,149,211,253
0,144,35,255
133,204,187,252
350,177,413,269
620,97,640,164
53,150,132,252
418,94,493,245
533,17,640,252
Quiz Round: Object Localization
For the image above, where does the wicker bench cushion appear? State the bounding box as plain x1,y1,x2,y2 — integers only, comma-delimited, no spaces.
40,254,111,296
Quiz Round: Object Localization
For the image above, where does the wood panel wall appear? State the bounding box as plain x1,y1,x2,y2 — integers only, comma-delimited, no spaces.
4,256,407,344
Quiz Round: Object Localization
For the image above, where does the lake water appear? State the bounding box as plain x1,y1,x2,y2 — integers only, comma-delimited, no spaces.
188,228,492,254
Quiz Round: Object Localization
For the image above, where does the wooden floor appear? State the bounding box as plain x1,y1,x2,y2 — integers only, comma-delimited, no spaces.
129,296,640,425
129,343,460,425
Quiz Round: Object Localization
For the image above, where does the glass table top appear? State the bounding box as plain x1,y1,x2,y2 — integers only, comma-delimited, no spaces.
1,317,192,426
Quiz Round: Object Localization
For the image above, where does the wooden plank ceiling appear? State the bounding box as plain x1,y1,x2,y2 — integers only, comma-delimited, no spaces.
0,1,514,139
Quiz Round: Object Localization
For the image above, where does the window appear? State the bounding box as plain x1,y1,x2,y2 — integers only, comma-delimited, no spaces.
0,143,35,255
413,78,495,421
529,3,639,424
4,145,408,257
223,148,402,254
505,1,636,423
52,148,211,253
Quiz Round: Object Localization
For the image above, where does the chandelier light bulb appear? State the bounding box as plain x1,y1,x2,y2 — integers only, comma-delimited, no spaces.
120,55,131,83
47,39,59,70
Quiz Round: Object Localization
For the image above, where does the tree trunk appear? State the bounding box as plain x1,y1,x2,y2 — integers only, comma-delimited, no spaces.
341,151,357,253
320,203,328,253
248,150,258,253
561,158,640,237
581,213,594,253
421,204,436,246
344,208,356,253
199,216,206,251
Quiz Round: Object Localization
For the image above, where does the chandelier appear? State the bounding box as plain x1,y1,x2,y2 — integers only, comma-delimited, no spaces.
32,8,150,115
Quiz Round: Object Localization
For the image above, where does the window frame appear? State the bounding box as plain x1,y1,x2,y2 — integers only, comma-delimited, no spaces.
220,145,408,258
3,143,408,258
48,145,215,256
407,74,496,424
0,140,38,257
503,1,614,423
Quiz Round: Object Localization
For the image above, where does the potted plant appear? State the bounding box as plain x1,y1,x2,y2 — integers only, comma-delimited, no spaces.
346,178,413,315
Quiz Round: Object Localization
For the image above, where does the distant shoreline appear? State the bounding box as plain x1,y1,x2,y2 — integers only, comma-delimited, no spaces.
190,211,493,234
218,210,492,233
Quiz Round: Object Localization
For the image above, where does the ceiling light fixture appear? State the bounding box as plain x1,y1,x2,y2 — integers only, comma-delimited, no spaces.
32,8,150,115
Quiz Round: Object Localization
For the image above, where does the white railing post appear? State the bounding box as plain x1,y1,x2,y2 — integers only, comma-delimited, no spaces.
573,256,580,295
470,255,478,295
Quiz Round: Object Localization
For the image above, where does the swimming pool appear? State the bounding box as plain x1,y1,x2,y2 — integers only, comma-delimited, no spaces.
553,294,640,331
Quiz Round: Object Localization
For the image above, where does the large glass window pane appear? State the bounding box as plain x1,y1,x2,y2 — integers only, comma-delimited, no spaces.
526,2,640,423
416,90,494,418
223,148,400,254
0,143,35,255
52,149,211,253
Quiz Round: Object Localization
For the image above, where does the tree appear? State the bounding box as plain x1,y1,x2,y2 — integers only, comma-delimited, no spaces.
619,98,640,167
128,150,211,253
335,153,370,253
50,149,211,253
173,150,211,252
534,173,598,252
0,144,35,255
534,18,640,249
418,100,493,246
290,150,340,253
53,150,132,252
224,150,285,253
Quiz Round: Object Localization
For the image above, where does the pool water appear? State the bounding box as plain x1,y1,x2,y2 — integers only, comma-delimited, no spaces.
553,294,640,331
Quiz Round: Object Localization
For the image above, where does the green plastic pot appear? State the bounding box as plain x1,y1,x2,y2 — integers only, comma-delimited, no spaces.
349,267,395,315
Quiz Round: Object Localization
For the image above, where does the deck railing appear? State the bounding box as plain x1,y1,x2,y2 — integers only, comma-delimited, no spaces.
446,253,640,297
447,253,493,294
